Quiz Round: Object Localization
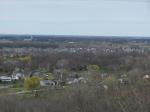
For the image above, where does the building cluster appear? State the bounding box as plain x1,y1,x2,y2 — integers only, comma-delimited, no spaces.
0,67,87,88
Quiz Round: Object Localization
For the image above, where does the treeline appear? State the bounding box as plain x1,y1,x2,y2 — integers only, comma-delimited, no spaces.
0,41,59,48
0,48,150,74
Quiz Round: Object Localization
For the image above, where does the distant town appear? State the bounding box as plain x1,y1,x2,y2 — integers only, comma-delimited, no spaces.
0,35,150,112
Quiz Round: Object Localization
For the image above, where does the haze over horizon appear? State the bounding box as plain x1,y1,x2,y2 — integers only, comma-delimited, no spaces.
0,0,150,37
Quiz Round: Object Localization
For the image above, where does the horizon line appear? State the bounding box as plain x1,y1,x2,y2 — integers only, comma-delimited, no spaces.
0,34,150,39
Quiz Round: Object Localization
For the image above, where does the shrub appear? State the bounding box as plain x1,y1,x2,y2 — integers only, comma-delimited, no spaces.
24,76,40,90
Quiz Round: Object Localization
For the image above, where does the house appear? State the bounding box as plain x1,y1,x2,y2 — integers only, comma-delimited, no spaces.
118,78,129,85
67,77,87,85
143,75,150,79
78,77,87,83
12,72,24,80
30,70,42,77
40,80,56,87
121,74,127,78
30,70,47,78
24,36,33,41
0,76,12,83
67,78,78,85
101,73,108,78
103,85,108,90
11,68,24,80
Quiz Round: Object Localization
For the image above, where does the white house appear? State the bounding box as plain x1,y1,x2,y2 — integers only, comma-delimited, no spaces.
12,72,24,80
0,76,12,82
143,75,150,79
67,77,87,85
40,80,56,87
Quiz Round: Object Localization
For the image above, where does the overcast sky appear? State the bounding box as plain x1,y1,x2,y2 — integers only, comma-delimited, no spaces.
0,0,150,36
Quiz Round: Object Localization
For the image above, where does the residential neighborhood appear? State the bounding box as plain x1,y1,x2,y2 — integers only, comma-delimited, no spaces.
0,36,150,112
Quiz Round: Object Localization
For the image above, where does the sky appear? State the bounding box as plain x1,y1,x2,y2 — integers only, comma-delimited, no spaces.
0,0,150,36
